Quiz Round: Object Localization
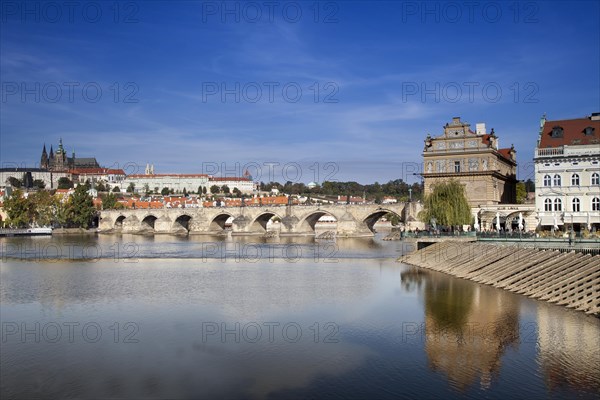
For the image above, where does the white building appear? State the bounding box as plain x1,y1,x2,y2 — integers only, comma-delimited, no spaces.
120,172,255,195
208,177,254,194
70,168,126,185
534,113,600,231
122,173,210,194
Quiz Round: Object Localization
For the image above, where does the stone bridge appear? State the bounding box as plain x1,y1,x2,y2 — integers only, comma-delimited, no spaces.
98,203,421,237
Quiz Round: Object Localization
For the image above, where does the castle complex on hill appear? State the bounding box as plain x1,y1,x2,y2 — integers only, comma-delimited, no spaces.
40,138,100,172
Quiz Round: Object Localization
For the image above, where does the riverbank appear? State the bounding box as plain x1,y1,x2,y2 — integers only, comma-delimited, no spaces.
399,241,600,316
52,228,97,235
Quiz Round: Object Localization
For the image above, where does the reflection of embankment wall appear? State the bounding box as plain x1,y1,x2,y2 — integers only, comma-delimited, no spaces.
400,241,600,316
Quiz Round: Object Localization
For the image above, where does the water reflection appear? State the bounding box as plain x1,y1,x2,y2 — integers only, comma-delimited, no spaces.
537,306,600,393
403,268,521,392
2,236,599,398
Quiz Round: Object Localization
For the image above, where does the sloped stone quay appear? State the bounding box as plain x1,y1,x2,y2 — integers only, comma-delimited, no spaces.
399,241,600,316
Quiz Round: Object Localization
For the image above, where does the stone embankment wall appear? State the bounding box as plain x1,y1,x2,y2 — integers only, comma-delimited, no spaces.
400,241,600,316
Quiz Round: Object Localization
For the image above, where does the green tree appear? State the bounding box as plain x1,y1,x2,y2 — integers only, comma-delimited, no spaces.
210,185,220,194
54,200,70,228
419,180,472,228
516,181,527,204
202,186,207,195
183,187,188,196
32,179,46,189
161,187,170,196
232,187,241,197
102,192,118,210
3,189,31,227
524,178,535,192
386,212,400,226
67,184,96,228
58,177,73,189
96,181,107,192
221,185,230,194
144,183,150,195
7,177,22,188
126,183,135,193
30,191,56,226
112,186,121,193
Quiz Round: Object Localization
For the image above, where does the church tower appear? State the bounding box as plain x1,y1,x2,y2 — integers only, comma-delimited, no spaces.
53,138,68,171
41,144,49,169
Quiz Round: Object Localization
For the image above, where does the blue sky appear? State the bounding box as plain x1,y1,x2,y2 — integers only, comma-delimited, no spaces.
1,1,599,184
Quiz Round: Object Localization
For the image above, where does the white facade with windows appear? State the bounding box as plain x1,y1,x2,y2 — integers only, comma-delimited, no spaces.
534,113,600,231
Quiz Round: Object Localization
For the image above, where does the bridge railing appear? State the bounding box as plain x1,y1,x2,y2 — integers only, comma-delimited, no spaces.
401,231,476,239
476,232,600,241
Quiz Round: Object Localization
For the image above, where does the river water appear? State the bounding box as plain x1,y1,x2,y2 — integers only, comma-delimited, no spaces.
1,234,599,399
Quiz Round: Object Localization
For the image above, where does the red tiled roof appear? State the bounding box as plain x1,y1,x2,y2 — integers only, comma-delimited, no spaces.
498,148,513,162
127,174,209,178
539,117,600,148
209,177,251,182
70,168,125,175
480,134,491,146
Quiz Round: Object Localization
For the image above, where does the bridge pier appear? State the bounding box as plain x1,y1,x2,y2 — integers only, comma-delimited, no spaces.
154,215,173,233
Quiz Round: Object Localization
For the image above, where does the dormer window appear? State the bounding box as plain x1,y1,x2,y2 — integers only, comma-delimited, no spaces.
583,126,595,136
551,126,563,138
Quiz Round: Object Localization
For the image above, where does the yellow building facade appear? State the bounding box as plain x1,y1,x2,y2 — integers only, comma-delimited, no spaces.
422,117,517,207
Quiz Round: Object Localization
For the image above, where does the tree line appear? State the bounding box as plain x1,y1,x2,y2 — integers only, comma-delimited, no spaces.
2,185,96,229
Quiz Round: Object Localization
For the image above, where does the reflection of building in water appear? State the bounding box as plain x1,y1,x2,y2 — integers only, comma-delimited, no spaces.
400,267,427,292
424,274,519,392
537,307,600,393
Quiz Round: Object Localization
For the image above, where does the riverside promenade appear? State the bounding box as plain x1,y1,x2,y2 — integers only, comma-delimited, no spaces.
400,241,600,316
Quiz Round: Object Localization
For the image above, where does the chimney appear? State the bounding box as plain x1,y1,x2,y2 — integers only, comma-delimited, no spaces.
591,112,600,121
475,123,486,135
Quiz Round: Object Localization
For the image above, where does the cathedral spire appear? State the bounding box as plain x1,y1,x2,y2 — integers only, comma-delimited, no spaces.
41,143,48,169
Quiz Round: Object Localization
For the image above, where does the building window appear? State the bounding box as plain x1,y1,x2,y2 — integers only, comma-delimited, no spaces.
468,158,478,171
572,198,580,212
571,173,580,186
454,161,461,173
592,173,600,186
544,175,551,187
553,174,561,187
544,198,552,211
554,198,562,212
551,126,564,138
593,197,600,211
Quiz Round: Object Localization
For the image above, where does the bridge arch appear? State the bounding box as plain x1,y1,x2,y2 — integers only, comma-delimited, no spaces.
297,211,338,233
363,208,402,233
114,215,126,230
209,212,235,232
250,211,284,233
141,214,158,232
173,213,193,233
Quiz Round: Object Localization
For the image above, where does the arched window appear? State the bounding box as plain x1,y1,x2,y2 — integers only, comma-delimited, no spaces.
544,198,552,211
592,173,600,186
572,198,580,212
554,198,562,211
571,173,580,186
593,197,600,211
543,175,551,187
553,174,561,187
